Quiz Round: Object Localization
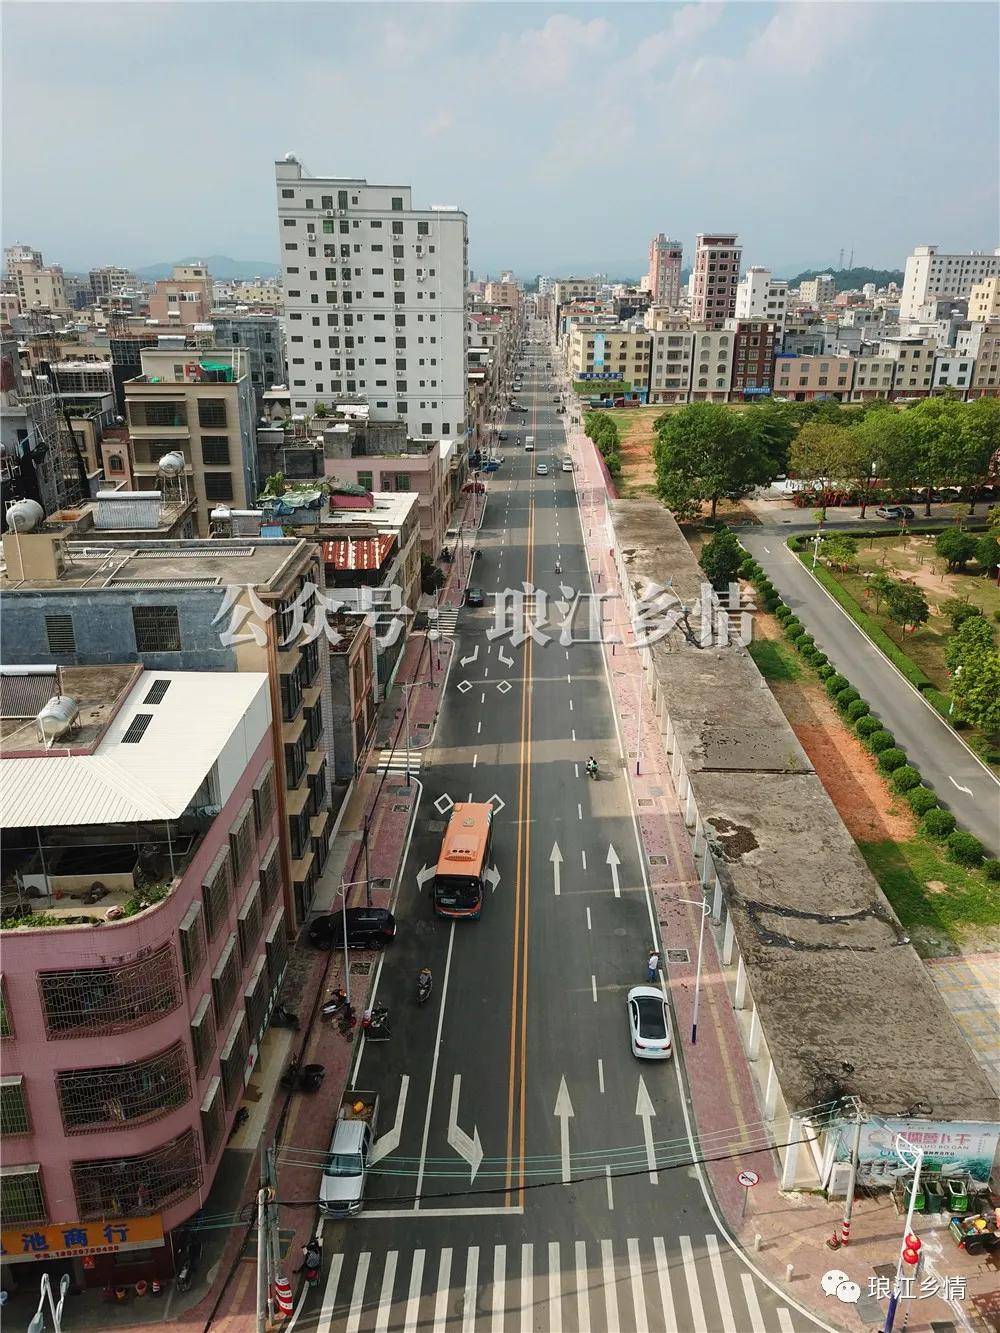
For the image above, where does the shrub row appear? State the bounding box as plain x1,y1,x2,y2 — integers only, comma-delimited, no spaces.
741,546,990,872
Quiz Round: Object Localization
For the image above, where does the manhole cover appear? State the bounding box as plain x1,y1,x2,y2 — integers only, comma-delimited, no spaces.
649,787,664,796
628,750,638,758
666,949,690,964
637,798,654,807
391,786,411,797
648,854,668,866
614,928,628,937
392,804,409,812
372,878,391,889
351,961,372,975
427,820,446,833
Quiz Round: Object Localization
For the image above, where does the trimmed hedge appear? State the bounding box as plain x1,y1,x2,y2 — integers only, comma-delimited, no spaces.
921,808,957,838
983,859,1000,882
855,715,882,738
846,699,870,721
866,729,895,754
825,674,849,697
906,785,939,815
812,652,829,667
946,830,986,867
835,687,861,712
877,747,907,773
784,618,803,636
817,663,837,681
890,765,921,792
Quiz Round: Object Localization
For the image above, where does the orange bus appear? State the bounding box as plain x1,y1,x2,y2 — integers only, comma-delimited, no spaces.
433,802,494,919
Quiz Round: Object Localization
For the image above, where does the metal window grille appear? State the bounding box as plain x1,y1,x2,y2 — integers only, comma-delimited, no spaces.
0,1166,47,1226
190,995,216,1078
201,436,230,465
56,1041,191,1135
138,401,187,428
39,943,181,1039
132,605,181,653
204,471,234,502
0,1076,30,1135
0,976,12,1038
211,935,240,1028
252,765,276,840
237,881,262,968
244,955,269,1041
219,1014,248,1109
71,1127,202,1220
121,713,154,744
45,613,76,655
265,907,288,991
201,846,233,940
178,901,207,986
229,801,254,884
200,1077,225,1162
259,839,281,911
197,399,227,429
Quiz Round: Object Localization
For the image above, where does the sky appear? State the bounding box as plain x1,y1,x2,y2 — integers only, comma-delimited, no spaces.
3,1,998,279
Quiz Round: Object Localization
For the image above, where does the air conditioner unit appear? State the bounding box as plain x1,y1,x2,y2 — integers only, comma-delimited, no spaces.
325,210,334,217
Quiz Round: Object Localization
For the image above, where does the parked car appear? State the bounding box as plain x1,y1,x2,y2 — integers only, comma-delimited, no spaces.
561,459,573,472
309,908,397,951
876,505,915,521
498,431,509,441
626,986,672,1060
536,463,549,476
511,403,527,413
465,587,485,607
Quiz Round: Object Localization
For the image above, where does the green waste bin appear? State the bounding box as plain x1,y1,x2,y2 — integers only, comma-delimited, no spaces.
946,1177,969,1213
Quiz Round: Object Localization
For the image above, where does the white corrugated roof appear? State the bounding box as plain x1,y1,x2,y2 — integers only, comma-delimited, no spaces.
0,672,269,829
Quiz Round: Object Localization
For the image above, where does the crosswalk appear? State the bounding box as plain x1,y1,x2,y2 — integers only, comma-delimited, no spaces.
372,748,424,777
308,1233,809,1332
431,606,460,640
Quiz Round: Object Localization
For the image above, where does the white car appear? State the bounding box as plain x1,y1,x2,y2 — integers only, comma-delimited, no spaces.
561,459,573,472
627,986,672,1060
536,463,549,475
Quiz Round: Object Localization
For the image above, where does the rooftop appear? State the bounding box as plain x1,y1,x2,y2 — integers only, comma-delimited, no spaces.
320,534,396,571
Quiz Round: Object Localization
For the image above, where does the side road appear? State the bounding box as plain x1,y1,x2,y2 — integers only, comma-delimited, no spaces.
740,529,999,855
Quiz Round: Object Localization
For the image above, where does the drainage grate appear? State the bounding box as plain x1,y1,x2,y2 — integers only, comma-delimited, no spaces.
637,798,654,807
372,878,391,890
417,722,432,729
393,804,409,813
391,786,411,797
648,854,668,866
666,949,690,964
427,820,446,833
350,961,372,976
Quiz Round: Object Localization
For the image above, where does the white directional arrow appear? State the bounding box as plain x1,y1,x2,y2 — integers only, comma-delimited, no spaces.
484,864,500,893
371,1074,410,1164
498,645,514,667
415,864,435,893
635,1076,659,1184
606,844,621,898
447,1075,484,1182
550,842,563,896
554,1076,575,1183
461,645,480,667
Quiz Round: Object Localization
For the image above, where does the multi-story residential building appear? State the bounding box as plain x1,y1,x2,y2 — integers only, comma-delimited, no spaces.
647,235,683,308
969,321,1000,398
12,260,69,314
879,336,936,398
968,276,1000,322
147,265,215,326
773,353,854,401
1,337,89,522
484,277,521,310
229,279,282,307
62,275,91,311
798,273,836,305
89,265,138,303
647,316,694,405
931,350,975,396
125,348,257,535
727,319,778,398
900,245,1000,320
0,664,284,1291
552,278,598,306
689,327,735,402
4,243,44,274
275,156,468,441
851,355,897,401
735,267,788,331
565,325,652,396
205,313,284,409
690,233,742,329
1,533,331,923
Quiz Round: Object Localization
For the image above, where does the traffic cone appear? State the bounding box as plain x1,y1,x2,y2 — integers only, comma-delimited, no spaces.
273,1274,293,1319
150,1279,162,1296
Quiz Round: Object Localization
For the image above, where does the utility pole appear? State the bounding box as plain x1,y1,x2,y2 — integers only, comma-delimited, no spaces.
255,1154,268,1333
266,1145,282,1326
840,1101,864,1247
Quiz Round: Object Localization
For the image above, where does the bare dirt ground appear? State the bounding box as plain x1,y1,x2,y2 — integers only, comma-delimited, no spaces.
616,409,660,493
754,614,917,843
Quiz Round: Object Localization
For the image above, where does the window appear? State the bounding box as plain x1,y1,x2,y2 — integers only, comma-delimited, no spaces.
212,935,240,1027
252,763,276,839
190,995,216,1076
197,398,227,429
201,436,230,465
56,1042,190,1134
133,605,181,652
394,473,411,491
391,196,403,211
45,613,75,655
220,1014,249,1108
204,472,234,502
281,188,293,198
338,190,349,208
39,944,181,1039
417,220,429,235
72,1128,201,1219
178,902,207,986
202,846,233,940
259,840,282,911
1,1076,30,1135
0,1167,46,1225
229,801,255,883
357,470,373,491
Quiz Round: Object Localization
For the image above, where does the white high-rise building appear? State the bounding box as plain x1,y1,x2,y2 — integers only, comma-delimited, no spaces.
735,267,788,330
900,245,1000,321
275,156,468,440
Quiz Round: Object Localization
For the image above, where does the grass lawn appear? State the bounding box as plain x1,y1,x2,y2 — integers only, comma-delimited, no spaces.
859,837,1000,955
747,638,802,682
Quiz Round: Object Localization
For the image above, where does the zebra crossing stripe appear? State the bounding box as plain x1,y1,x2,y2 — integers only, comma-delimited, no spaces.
574,1239,591,1333
462,1246,479,1333
344,1251,369,1333
679,1235,709,1333
432,1248,452,1333
519,1242,533,1333
601,1238,620,1333
627,1237,649,1333
548,1240,562,1333
653,1236,679,1333
777,1307,798,1333
706,1232,737,1332
317,1252,344,1332
491,1244,506,1333
374,1250,396,1333
403,1249,424,1333
741,1271,770,1333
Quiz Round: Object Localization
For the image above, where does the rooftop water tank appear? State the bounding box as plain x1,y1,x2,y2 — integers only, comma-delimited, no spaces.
5,498,44,531
36,695,79,743
158,451,185,476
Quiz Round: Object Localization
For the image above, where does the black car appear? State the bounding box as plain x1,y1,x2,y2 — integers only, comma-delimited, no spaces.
465,587,485,607
308,908,396,950
511,403,527,413
498,431,509,441
876,505,915,521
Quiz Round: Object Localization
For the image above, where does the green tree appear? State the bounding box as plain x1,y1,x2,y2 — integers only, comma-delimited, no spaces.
945,613,996,673
906,398,967,516
885,583,930,633
959,397,1000,512
939,598,983,631
818,534,858,571
789,421,852,519
975,533,1000,576
654,403,780,520
936,528,977,571
698,528,744,589
836,420,883,517
743,399,797,474
866,570,896,613
953,649,1000,733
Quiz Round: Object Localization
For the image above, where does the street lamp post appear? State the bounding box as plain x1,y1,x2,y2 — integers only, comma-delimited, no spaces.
882,1136,925,1333
679,897,712,1044
27,1273,70,1333
811,529,823,570
949,664,963,716
634,666,644,776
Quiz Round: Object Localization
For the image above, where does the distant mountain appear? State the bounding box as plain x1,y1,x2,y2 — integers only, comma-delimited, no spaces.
134,254,280,281
782,266,903,293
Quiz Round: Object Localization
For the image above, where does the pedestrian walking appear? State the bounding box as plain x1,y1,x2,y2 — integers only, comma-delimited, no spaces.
646,950,660,983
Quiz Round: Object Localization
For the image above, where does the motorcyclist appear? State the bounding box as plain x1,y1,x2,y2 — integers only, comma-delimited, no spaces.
297,1237,322,1274
586,755,598,776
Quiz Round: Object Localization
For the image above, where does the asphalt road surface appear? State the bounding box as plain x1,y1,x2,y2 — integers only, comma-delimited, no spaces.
290,327,833,1332
739,529,999,855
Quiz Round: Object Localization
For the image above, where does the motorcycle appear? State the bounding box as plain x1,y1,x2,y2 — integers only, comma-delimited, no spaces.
271,1002,299,1030
362,1003,392,1042
586,759,599,780
416,968,433,1005
280,1054,325,1093
174,1232,203,1293
300,1237,322,1289
227,1106,250,1140
320,987,349,1020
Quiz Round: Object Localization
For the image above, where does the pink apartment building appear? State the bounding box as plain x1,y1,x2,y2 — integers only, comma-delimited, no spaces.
0,664,285,1294
324,436,455,556
690,233,742,329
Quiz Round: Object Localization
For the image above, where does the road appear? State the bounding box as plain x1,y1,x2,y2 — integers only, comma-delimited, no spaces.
289,326,831,1332
740,529,1000,855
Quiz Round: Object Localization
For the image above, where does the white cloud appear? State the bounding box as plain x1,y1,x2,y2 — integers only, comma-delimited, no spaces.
631,3,722,77
426,110,454,139
499,13,614,88
747,2,871,76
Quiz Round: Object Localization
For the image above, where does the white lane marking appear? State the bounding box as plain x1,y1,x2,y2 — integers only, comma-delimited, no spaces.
569,699,573,711
566,649,570,660
597,1056,604,1090
574,762,579,777
468,791,473,802
432,1249,452,1333
653,1238,677,1333
345,1251,371,1333
706,1233,737,1331
403,1250,425,1333
601,1239,621,1333
679,1235,709,1333
548,1242,562,1333
487,643,492,654
741,1273,769,1333
462,1247,479,1333
586,906,592,932
635,1075,659,1184
520,1243,533,1333
374,1250,398,1333
627,1238,649,1332
567,673,572,683
777,1309,797,1333
572,728,577,742
481,692,486,704
605,1164,615,1210
318,1253,344,1330
591,973,598,1001
574,1241,591,1333
414,923,455,1207
473,746,479,761
578,802,583,820
492,1245,506,1333
762,545,771,553
949,774,974,796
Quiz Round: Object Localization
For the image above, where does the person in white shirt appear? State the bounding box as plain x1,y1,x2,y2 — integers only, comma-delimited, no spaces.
646,951,660,983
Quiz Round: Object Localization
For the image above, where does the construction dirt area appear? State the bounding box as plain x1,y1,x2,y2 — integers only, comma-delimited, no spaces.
614,406,661,494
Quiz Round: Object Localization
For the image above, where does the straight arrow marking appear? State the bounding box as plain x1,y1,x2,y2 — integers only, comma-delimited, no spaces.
447,1074,484,1183
371,1074,410,1164
550,842,563,896
635,1075,658,1184
554,1076,574,1183
484,864,500,893
606,844,621,898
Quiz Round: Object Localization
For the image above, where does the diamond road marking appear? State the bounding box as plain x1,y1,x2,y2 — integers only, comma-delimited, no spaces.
495,679,512,694
434,793,455,815
457,680,472,693
488,794,506,814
